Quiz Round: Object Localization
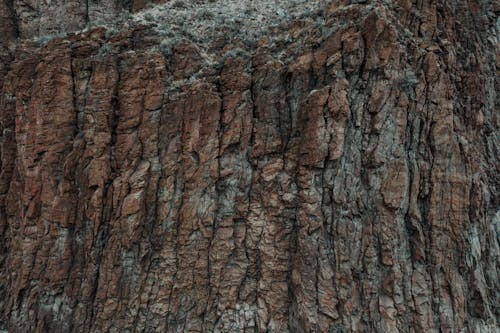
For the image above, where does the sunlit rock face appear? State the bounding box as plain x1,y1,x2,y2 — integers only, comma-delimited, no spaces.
0,1,498,332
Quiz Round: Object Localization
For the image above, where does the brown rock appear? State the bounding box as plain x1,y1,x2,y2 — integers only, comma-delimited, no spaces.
0,1,498,333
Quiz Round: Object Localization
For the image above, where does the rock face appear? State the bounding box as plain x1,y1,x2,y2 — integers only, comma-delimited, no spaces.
0,0,498,332
0,0,167,39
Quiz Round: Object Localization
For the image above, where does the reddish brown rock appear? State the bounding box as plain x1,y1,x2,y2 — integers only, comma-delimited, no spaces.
0,1,498,333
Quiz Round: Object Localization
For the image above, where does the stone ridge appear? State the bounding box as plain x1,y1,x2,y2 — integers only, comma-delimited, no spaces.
0,0,499,332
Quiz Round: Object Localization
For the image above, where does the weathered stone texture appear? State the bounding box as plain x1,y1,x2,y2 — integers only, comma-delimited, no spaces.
0,0,498,332
0,0,169,39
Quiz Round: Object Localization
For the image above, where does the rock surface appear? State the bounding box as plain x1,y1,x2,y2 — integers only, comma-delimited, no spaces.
1,0,168,39
0,0,498,332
